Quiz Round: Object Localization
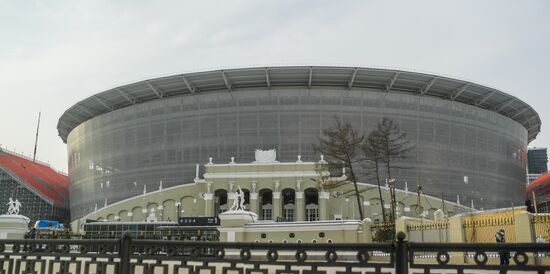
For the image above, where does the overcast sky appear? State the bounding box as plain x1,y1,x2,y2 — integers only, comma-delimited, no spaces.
1,0,549,172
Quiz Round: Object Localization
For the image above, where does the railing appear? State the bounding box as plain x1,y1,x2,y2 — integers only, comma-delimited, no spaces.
464,216,517,243
409,241,550,274
371,222,396,243
533,214,550,242
407,220,449,243
1,232,549,274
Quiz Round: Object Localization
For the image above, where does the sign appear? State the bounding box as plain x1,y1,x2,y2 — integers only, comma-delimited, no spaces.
178,217,220,226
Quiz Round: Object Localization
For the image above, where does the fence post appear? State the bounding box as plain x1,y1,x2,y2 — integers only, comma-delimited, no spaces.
395,231,408,274
119,231,132,273
448,215,465,264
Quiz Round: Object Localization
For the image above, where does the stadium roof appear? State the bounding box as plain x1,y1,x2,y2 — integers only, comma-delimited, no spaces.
0,149,69,207
527,173,550,197
57,66,541,143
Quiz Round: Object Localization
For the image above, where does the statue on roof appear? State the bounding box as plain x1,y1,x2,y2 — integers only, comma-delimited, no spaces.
6,198,22,215
230,186,246,211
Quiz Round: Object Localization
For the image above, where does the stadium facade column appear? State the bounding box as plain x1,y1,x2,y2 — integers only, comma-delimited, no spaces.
249,192,259,215
203,193,214,216
272,191,281,221
319,191,330,220
296,191,305,221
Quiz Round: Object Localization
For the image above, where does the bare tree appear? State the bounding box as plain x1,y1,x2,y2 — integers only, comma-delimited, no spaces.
362,131,387,223
314,119,365,220
375,117,413,222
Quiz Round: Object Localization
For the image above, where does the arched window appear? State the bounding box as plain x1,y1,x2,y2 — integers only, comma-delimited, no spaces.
305,188,319,221
282,188,296,221
214,189,228,215
259,189,273,220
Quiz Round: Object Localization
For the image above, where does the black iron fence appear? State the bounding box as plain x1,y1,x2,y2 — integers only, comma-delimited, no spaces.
1,232,549,274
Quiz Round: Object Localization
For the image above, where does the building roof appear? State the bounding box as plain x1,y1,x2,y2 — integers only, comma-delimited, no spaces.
57,66,541,143
0,149,69,207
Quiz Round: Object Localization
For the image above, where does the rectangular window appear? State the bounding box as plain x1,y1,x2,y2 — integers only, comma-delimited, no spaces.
283,209,294,221
306,208,319,221
262,209,272,220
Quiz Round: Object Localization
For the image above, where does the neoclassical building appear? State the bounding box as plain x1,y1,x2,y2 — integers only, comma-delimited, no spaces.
72,150,471,232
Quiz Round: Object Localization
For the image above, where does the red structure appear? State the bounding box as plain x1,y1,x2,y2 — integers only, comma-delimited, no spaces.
0,149,69,221
526,173,550,213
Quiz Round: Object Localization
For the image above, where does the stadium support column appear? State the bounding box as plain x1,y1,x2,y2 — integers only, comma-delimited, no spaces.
272,191,281,221
296,191,305,221
203,193,214,216
319,191,330,220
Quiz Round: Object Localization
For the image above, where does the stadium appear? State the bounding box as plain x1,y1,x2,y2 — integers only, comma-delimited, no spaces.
57,66,541,221
0,148,70,222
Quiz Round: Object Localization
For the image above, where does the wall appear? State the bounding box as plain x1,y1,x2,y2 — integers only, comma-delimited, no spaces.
66,88,528,220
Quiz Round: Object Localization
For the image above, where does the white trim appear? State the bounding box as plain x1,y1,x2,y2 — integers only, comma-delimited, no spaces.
204,171,320,179
79,182,196,220
217,227,245,233
207,161,315,167
243,224,360,232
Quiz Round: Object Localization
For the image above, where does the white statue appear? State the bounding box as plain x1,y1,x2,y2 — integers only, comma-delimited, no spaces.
251,181,257,193
238,186,245,210
6,198,22,215
229,186,246,211
146,211,157,222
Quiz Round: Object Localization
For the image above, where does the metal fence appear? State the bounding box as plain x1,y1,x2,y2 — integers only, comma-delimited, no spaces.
407,220,449,243
533,214,550,242
464,216,517,243
1,232,549,274
371,222,396,243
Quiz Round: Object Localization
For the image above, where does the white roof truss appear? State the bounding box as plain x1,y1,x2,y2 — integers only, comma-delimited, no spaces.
181,75,196,94
348,68,359,90
116,88,136,104
146,81,163,98
221,70,232,91
511,107,529,118
475,90,496,106
450,84,469,100
385,72,399,92
77,105,96,117
265,68,271,89
496,98,516,112
420,77,438,95
93,96,113,111
308,67,313,89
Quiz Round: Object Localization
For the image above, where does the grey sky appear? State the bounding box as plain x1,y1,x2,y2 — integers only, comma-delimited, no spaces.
1,0,549,172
